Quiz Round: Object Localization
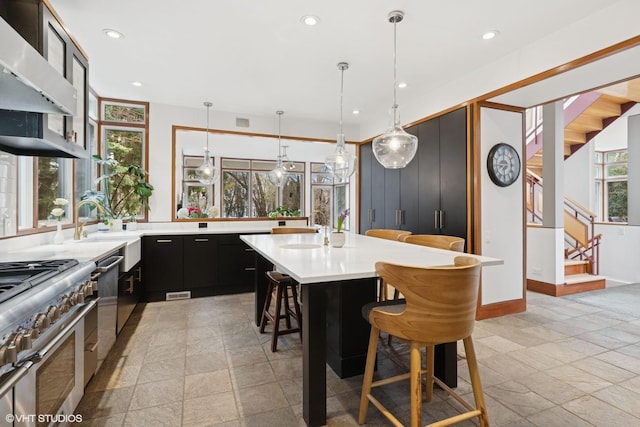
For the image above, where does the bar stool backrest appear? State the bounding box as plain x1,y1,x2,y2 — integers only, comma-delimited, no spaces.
371,256,481,344
401,234,465,252
365,229,412,241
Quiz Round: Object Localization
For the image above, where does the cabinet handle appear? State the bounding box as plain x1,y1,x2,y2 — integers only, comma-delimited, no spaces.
371,209,375,222
401,210,405,225
156,239,173,243
368,209,372,223
395,209,399,226
244,267,256,271
434,210,439,229
439,210,445,229
126,276,135,294
194,238,209,242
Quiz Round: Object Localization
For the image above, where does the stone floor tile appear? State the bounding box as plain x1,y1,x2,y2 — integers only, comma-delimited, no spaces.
183,393,238,426
242,407,299,427
184,369,232,400
137,356,185,384
79,413,125,427
129,377,185,410
545,364,612,394
123,402,182,427
571,356,636,383
229,360,276,389
235,382,289,417
484,380,555,417
517,371,585,404
526,405,592,427
563,395,639,426
225,345,268,368
76,386,135,419
592,384,640,417
185,350,228,375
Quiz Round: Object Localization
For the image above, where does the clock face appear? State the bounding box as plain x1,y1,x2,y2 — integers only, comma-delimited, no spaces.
487,143,520,187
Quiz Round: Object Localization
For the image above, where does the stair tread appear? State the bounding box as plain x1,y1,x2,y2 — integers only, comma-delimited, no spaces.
565,273,605,284
564,259,589,266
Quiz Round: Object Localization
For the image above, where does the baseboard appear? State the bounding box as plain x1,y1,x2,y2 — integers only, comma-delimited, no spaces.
476,298,526,320
527,277,605,297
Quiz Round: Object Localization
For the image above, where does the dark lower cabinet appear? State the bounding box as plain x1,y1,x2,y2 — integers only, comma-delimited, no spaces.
117,264,142,334
142,235,183,301
183,235,218,297
142,233,257,301
217,233,258,294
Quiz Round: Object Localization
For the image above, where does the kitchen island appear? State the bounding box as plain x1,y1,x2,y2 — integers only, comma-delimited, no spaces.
241,232,503,427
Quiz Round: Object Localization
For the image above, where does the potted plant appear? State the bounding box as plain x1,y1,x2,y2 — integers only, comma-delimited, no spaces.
81,154,154,229
331,208,349,248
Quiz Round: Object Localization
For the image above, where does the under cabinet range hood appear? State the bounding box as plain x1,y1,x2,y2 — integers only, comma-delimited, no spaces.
0,17,85,158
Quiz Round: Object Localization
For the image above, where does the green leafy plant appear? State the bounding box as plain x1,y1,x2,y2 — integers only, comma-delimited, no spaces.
268,205,301,218
81,154,154,220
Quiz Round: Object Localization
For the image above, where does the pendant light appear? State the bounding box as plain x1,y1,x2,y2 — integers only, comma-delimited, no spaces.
269,110,287,187
325,62,357,180
195,101,219,185
372,11,418,169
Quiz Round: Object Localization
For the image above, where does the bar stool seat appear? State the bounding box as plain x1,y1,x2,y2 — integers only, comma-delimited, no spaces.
259,270,302,352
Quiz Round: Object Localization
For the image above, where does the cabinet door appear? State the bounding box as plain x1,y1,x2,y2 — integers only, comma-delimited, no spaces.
217,234,255,293
359,143,373,233
142,236,183,294
384,168,400,229
439,108,467,239
183,235,218,290
417,119,441,234
400,125,420,232
370,146,386,229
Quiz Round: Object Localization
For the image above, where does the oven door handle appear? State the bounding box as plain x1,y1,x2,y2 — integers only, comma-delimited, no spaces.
29,299,97,363
95,256,124,273
0,360,33,398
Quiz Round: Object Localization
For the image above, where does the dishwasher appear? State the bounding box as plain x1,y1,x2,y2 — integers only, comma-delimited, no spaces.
94,254,123,372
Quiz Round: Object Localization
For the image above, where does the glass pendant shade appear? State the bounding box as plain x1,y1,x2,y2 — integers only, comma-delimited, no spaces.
325,134,357,180
373,10,418,169
196,101,219,185
372,106,418,169
325,62,357,179
196,148,217,185
269,110,287,186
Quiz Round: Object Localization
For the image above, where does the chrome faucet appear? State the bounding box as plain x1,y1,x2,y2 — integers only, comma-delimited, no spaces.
74,200,105,240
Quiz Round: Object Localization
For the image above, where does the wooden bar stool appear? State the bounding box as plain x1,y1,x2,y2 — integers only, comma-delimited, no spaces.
259,270,302,352
364,229,412,301
358,256,489,427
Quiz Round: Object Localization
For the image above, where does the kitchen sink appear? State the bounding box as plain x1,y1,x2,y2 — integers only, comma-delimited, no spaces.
78,233,141,272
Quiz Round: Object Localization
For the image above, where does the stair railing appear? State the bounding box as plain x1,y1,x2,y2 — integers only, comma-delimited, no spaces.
525,170,601,274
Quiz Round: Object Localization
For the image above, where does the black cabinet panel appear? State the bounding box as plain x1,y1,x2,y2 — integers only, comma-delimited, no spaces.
217,234,256,293
439,108,467,239
142,235,183,296
418,119,441,234
183,235,218,290
360,107,468,241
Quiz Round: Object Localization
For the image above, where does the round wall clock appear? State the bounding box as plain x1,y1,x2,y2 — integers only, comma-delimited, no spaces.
487,143,520,187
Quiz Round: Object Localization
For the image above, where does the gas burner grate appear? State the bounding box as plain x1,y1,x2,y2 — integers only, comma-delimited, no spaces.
0,259,78,273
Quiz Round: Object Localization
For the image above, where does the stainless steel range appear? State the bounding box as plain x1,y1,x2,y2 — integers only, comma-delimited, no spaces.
0,259,96,426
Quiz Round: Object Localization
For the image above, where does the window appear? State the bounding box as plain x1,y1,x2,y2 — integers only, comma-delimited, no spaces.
310,163,349,230
98,100,149,219
222,158,304,218
596,149,627,222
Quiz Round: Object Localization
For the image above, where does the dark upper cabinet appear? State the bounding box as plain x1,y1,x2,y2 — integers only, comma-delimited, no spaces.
0,0,89,153
183,235,218,290
360,107,467,242
360,143,386,233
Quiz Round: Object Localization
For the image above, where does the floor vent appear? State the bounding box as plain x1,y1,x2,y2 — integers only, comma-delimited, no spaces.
166,291,191,301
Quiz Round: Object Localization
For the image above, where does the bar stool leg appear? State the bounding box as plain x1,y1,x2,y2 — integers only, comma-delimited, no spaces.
290,284,303,342
410,341,422,427
425,344,435,403
463,336,489,427
282,284,292,330
259,279,274,333
271,283,285,352
358,326,379,425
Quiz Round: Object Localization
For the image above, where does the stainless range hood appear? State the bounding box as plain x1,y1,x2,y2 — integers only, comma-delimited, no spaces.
0,17,85,158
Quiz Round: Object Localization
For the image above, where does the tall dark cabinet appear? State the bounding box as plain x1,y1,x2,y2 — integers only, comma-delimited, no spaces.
360,107,467,240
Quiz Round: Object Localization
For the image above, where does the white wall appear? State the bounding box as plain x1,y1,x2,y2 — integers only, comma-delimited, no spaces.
595,224,640,283
593,104,640,151
480,107,525,305
527,227,565,285
148,102,358,229
564,141,593,210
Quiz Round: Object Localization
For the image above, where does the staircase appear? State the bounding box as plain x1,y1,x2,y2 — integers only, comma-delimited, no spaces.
526,81,639,176
526,172,605,296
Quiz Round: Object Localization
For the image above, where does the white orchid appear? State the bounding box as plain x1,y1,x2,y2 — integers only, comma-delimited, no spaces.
54,198,69,206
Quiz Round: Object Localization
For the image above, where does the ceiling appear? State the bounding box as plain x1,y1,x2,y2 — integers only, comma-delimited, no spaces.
48,0,627,134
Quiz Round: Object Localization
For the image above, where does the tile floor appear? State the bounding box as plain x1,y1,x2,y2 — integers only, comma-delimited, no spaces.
77,287,640,426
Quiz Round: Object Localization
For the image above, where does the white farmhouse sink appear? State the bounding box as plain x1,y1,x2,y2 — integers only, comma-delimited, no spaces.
81,233,141,272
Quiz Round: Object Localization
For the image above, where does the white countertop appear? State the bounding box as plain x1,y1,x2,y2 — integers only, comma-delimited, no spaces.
241,232,503,284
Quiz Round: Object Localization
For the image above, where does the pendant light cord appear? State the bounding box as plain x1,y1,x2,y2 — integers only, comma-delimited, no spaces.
339,66,344,136
204,101,212,152
393,18,397,111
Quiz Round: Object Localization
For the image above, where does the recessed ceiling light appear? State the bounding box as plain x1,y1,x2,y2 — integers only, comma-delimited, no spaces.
301,15,320,26
103,29,124,39
131,81,142,87
352,110,360,115
398,82,407,89
482,30,499,40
